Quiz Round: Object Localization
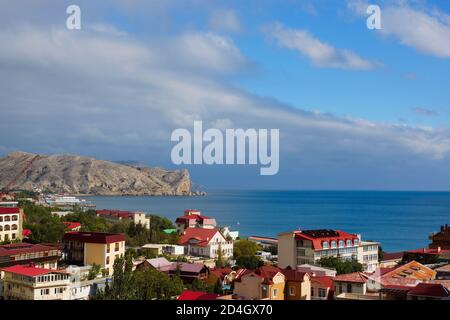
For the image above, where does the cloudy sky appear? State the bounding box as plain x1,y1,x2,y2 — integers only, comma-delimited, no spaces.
1,0,450,190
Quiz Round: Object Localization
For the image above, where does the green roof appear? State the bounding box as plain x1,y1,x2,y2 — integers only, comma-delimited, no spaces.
163,229,177,234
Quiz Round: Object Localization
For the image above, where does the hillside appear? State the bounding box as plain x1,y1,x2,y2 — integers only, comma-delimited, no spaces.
0,152,191,196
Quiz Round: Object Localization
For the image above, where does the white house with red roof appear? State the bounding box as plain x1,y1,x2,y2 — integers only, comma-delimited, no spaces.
1,264,71,300
278,229,379,272
178,228,233,259
175,210,217,233
0,207,23,243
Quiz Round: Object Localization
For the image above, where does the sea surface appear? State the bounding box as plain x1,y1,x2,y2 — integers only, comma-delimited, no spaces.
82,190,450,252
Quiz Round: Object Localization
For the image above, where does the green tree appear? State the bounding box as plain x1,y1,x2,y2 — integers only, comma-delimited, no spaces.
88,263,101,280
318,256,363,275
236,255,264,269
215,243,225,268
233,239,261,258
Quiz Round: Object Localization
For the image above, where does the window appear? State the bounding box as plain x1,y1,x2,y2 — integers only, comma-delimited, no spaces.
318,288,326,298
273,289,278,298
322,241,329,249
346,240,352,247
0,216,3,222
311,287,315,297
115,243,120,252
4,225,10,231
289,286,296,296
12,233,16,239
338,240,345,248
354,239,359,246
0,226,2,231
11,224,18,230
106,256,110,265
4,216,10,222
12,215,18,221
331,241,337,248
347,283,352,293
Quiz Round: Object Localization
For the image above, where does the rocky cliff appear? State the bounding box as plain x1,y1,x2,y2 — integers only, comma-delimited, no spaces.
0,152,191,196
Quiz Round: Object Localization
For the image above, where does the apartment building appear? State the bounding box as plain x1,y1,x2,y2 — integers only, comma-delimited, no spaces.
429,224,450,250
175,210,217,233
63,232,126,276
178,228,233,259
1,264,71,300
96,210,150,229
0,243,61,269
0,207,23,242
233,266,286,300
278,229,379,272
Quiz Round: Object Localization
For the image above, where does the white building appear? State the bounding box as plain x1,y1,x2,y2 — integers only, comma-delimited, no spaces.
178,228,233,259
175,210,217,233
141,243,185,256
222,226,239,240
0,207,23,242
278,229,379,273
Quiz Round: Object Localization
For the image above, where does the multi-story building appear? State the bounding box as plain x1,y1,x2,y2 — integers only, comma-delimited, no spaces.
175,210,217,233
278,229,379,272
233,266,286,300
0,243,61,269
96,210,150,229
429,224,450,250
0,207,23,243
311,275,335,300
1,264,71,300
63,232,126,276
178,228,233,259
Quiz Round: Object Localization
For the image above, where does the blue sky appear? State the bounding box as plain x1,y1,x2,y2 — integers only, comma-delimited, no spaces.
1,0,450,190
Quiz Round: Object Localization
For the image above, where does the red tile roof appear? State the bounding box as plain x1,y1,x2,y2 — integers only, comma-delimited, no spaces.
63,231,125,244
406,248,450,255
293,229,359,250
280,268,308,282
408,283,450,298
178,228,223,247
177,290,220,300
176,214,214,224
0,243,58,257
1,264,56,277
0,207,20,215
311,275,334,288
334,272,368,284
234,266,283,285
210,268,233,279
22,229,32,237
63,222,81,230
382,252,404,261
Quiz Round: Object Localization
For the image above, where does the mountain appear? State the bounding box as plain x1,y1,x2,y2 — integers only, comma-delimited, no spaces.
0,152,191,196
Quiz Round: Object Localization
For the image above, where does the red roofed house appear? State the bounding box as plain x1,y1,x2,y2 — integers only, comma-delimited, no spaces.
407,283,450,300
63,232,126,276
0,207,24,243
333,272,378,300
278,229,379,272
178,228,233,259
0,243,61,269
311,276,335,300
1,264,71,300
178,290,221,300
176,210,217,233
429,224,450,250
96,210,150,229
233,265,286,300
63,221,81,232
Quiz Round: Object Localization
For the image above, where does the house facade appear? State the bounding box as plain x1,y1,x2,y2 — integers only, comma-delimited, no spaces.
175,210,217,233
0,207,23,243
278,229,379,272
178,228,233,259
63,232,126,276
96,210,150,229
233,266,286,300
0,243,61,269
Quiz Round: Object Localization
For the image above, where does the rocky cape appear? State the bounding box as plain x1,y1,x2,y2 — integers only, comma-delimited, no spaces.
0,152,201,196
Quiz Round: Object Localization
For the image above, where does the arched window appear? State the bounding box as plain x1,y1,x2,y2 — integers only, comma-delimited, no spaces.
11,224,18,230
322,241,329,249
12,215,18,221
0,216,3,222
338,240,345,248
0,226,3,231
346,240,352,247
4,216,10,222
354,238,359,246
4,225,10,231
331,241,337,248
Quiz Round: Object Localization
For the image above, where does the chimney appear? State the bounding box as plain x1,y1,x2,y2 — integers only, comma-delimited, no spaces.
437,246,441,253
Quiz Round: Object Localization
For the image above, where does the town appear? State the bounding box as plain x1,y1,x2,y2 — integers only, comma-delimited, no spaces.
0,191,449,301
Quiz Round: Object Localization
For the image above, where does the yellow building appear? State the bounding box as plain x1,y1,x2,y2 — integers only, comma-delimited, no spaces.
63,232,126,276
1,264,71,300
0,207,23,242
233,266,285,300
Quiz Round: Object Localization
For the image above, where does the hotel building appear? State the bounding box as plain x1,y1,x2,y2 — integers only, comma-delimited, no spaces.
0,207,23,243
63,232,126,276
278,229,379,272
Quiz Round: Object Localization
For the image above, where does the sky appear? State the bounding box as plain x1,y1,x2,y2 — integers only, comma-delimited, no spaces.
1,0,450,190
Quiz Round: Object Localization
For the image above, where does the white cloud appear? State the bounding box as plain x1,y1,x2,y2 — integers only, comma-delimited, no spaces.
347,0,450,58
266,23,378,70
209,9,242,33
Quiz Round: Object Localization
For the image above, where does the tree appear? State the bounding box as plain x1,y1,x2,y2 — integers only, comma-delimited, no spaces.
88,263,101,280
233,240,261,258
236,255,264,269
318,256,363,275
216,243,225,268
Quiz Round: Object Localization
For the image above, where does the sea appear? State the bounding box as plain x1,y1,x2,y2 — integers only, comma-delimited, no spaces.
82,190,450,252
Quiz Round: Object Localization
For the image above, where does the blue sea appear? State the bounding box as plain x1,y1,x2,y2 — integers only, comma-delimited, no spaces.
82,190,450,252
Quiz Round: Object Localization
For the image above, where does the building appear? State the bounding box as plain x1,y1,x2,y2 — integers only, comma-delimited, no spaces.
63,222,81,232
233,266,286,300
297,264,337,277
141,243,185,256
435,264,450,280
63,232,126,276
333,272,378,300
0,243,61,269
403,247,450,264
278,229,379,272
380,252,404,268
247,236,278,250
96,210,150,229
311,276,335,300
0,207,23,242
407,283,450,300
222,226,239,241
206,268,236,291
280,268,311,300
1,264,71,300
0,201,19,208
175,209,217,233
178,228,233,259
429,224,450,250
